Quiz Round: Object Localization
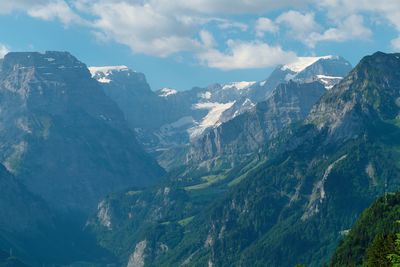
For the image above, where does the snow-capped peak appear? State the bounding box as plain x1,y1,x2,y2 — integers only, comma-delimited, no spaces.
88,65,130,83
89,65,129,76
281,56,337,73
159,88,178,97
222,81,256,90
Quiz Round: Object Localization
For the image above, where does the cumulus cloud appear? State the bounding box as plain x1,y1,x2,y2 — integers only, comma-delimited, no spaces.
0,44,9,58
255,18,278,38
276,11,371,47
276,11,321,43
154,0,309,15
0,0,85,25
88,1,202,57
0,0,48,14
199,30,216,48
197,40,296,70
27,1,87,25
317,0,400,33
307,15,372,47
216,19,248,32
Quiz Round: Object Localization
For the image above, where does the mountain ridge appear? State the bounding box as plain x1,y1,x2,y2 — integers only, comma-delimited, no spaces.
0,51,165,213
108,51,400,267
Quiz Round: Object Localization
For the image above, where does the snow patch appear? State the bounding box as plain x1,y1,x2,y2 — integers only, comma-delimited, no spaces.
98,77,111,84
159,87,178,97
242,98,254,107
88,65,130,84
189,102,235,138
222,81,256,90
89,65,129,76
316,75,343,79
282,56,336,73
316,75,343,90
200,91,212,99
285,73,297,81
45,57,55,62
233,99,255,117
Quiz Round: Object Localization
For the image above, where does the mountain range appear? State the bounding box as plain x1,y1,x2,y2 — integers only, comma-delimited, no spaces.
0,50,399,267
88,51,400,267
90,55,352,171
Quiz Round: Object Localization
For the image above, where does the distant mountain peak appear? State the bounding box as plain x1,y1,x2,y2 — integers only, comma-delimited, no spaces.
281,55,338,73
222,81,256,90
89,65,131,83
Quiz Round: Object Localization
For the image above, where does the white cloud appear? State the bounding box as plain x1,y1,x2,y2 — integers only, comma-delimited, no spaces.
1,0,302,65
154,0,309,15
0,44,9,58
216,19,248,32
307,15,372,47
89,1,202,57
84,1,305,58
276,11,371,48
255,17,278,37
0,0,49,14
392,37,400,50
276,11,321,43
317,0,400,31
197,40,296,70
0,0,85,26
27,1,87,25
199,30,216,48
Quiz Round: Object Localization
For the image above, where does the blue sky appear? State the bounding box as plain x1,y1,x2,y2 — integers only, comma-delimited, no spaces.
0,0,400,91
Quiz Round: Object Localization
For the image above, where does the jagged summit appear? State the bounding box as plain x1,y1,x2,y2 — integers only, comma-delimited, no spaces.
222,81,256,90
281,55,338,72
258,54,352,95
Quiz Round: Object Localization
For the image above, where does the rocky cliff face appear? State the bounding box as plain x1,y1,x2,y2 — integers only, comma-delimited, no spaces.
137,52,400,267
91,56,351,172
89,66,186,131
307,52,400,142
0,51,164,213
87,186,195,266
187,81,326,163
257,56,352,95
177,56,351,169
